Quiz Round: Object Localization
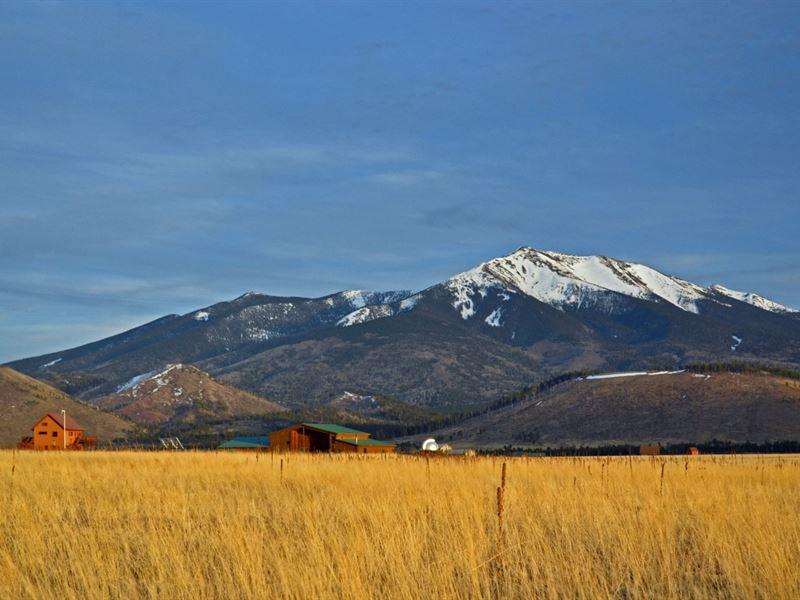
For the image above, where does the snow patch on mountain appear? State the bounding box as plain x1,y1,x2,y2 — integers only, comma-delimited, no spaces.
236,303,295,322
711,285,797,314
583,370,685,381
622,263,705,314
731,335,743,351
336,291,420,326
447,268,502,319
115,364,194,397
341,290,371,309
338,290,413,309
585,372,650,380
245,327,277,342
40,357,62,368
399,294,422,311
485,308,503,327
194,311,210,321
116,370,158,393
337,305,394,327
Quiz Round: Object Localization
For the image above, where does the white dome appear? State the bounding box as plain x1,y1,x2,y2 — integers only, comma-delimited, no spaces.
421,438,439,452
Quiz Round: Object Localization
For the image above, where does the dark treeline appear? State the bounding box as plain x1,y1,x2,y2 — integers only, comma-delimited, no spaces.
684,361,800,380
480,440,800,456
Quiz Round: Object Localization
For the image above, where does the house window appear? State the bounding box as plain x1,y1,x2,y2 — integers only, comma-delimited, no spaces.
52,432,58,437
38,431,47,435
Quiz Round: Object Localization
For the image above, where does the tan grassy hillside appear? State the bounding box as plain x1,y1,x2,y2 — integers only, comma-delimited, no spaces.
1,452,798,599
95,364,283,426
0,367,133,446
423,371,800,447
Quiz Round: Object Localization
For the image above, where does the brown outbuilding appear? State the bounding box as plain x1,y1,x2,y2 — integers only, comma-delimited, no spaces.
269,423,394,453
639,444,661,456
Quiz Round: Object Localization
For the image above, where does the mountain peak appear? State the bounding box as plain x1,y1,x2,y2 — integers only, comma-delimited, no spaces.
234,291,262,300
449,247,706,316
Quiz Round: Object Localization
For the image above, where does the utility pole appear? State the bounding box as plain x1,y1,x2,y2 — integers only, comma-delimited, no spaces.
61,409,67,450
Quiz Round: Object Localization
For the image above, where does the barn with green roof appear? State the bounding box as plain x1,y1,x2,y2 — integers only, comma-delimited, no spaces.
269,422,394,453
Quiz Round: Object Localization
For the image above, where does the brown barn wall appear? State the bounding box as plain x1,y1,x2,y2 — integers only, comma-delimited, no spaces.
335,433,365,440
332,440,394,454
332,440,356,453
269,428,294,452
270,425,335,452
362,445,393,454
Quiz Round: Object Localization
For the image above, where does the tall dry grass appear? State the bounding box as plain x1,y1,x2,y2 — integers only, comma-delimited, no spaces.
1,451,799,599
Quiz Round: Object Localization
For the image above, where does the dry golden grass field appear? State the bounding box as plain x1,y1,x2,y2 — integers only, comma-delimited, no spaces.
1,451,799,599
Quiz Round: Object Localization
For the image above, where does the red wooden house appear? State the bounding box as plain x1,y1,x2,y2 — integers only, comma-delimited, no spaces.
18,413,96,450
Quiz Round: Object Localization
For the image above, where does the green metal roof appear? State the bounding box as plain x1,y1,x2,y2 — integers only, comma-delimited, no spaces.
335,437,396,447
301,423,370,435
218,436,269,449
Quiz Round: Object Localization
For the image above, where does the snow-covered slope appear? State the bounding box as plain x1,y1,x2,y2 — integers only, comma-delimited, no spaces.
710,284,797,314
331,290,412,309
337,305,394,327
336,293,420,327
446,247,708,317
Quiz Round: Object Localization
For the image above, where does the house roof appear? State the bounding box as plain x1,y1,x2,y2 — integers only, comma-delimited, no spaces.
34,413,85,431
334,437,395,447
301,423,370,436
218,436,270,449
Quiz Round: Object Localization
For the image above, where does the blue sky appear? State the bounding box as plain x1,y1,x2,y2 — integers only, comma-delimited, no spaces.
1,0,799,362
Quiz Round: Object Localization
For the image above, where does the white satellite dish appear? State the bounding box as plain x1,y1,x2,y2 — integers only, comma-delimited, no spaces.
421,438,439,452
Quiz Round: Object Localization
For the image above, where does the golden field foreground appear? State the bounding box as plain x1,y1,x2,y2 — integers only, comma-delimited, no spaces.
1,452,799,599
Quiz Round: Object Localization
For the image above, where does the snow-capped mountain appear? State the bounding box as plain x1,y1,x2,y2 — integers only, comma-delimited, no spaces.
8,246,800,409
444,247,709,318
336,247,795,329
